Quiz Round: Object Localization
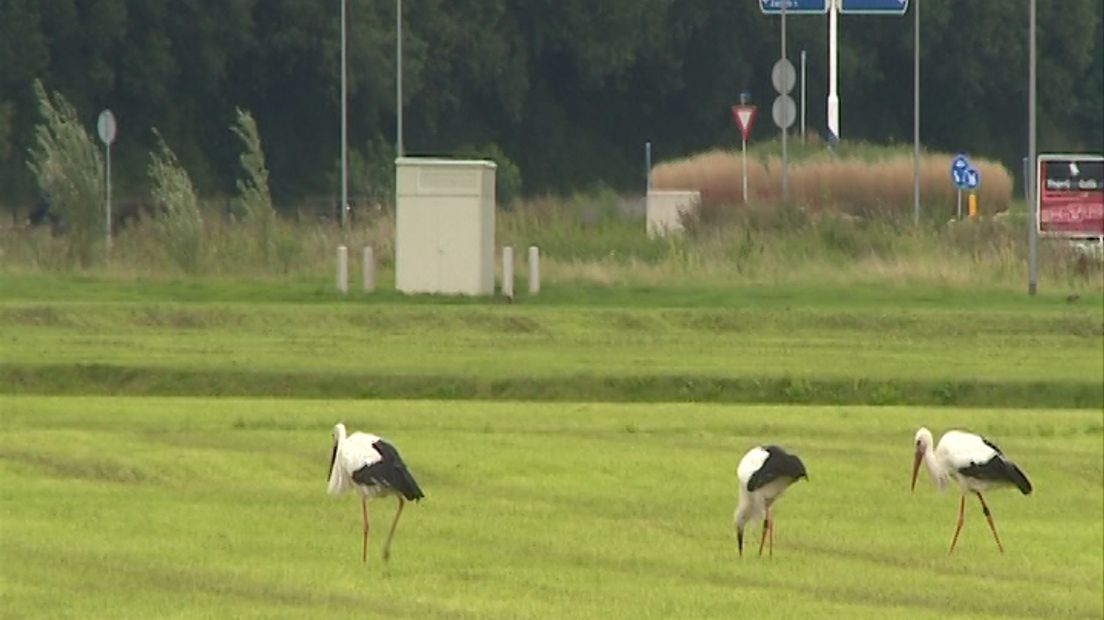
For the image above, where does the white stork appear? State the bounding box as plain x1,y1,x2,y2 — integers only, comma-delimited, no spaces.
327,422,425,562
911,427,1032,553
734,445,808,557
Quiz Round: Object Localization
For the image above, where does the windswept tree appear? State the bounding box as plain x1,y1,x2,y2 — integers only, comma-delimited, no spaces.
230,107,276,264
148,129,203,273
26,80,104,267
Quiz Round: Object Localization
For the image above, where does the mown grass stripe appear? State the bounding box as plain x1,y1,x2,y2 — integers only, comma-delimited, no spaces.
2,363,1100,408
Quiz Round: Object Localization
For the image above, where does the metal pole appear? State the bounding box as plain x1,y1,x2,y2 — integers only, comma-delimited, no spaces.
1027,0,1037,295
645,141,652,192
800,49,807,144
396,0,404,158
781,0,788,201
340,0,348,227
742,136,749,204
828,0,840,140
105,143,112,251
912,0,920,224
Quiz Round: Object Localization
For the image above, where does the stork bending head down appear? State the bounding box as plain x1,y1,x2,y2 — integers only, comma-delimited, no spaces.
327,422,425,562
734,445,808,558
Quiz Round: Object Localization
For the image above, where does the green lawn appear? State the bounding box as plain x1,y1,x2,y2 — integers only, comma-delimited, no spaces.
1,397,1100,619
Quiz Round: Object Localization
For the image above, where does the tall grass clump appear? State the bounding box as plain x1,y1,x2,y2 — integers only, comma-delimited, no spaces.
25,80,104,267
229,108,278,266
651,143,1013,218
147,130,203,273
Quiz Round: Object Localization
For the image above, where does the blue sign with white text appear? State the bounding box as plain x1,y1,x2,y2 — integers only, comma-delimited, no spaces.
759,0,829,14
839,0,908,14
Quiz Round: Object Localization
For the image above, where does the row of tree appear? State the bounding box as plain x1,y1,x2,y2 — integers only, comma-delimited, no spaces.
1,0,1101,212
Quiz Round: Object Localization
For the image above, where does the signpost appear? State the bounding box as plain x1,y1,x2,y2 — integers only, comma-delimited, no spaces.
1036,154,1104,238
731,104,758,203
771,55,796,201
950,153,979,219
96,109,116,251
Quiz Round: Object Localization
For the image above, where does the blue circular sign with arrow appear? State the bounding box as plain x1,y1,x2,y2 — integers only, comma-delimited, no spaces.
950,154,973,189
964,166,980,190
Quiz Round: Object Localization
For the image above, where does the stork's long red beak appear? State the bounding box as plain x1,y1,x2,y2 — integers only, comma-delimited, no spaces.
910,449,923,492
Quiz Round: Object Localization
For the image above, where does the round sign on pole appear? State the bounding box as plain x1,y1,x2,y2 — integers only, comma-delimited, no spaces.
771,59,796,94
772,95,796,129
97,109,117,145
964,166,980,190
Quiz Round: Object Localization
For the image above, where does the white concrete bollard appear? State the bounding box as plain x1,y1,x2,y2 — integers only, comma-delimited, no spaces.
502,246,514,299
336,245,348,294
362,246,375,292
528,245,540,295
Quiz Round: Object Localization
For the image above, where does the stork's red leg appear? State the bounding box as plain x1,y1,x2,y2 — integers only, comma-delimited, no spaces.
382,497,406,562
362,499,370,563
976,492,1004,553
758,508,770,557
948,495,966,554
768,513,774,558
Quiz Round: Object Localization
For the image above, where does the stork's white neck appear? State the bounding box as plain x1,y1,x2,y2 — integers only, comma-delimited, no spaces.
921,441,949,491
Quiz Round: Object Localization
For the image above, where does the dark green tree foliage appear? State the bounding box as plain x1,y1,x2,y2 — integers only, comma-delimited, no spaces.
1,0,1101,213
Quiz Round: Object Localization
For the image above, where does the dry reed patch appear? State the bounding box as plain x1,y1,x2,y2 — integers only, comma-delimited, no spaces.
651,149,1012,216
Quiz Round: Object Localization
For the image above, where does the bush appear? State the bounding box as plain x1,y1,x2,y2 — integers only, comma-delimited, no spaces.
455,143,523,208
148,130,203,273
229,108,276,265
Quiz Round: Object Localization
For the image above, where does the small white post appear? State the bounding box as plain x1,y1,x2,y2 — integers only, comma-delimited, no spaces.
336,245,348,294
362,246,375,292
528,245,540,295
502,246,514,299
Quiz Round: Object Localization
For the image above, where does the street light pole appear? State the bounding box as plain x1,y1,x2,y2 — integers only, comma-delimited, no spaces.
781,0,788,201
1027,0,1037,295
340,0,348,227
396,0,404,158
912,0,920,225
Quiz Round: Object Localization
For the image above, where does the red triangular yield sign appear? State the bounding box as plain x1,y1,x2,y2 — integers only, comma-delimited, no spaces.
731,104,757,141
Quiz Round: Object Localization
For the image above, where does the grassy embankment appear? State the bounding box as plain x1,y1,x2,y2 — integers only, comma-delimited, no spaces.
1,275,1100,407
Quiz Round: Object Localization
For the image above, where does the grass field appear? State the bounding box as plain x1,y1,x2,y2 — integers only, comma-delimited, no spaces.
1,396,1101,619
1,276,1101,407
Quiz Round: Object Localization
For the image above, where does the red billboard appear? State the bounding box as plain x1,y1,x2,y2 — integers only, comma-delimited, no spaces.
1037,154,1104,238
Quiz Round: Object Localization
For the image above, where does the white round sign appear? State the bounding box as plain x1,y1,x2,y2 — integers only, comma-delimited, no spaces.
772,95,796,129
771,59,796,95
97,109,117,145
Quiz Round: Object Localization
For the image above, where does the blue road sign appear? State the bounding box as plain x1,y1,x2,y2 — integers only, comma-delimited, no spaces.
759,0,828,14
840,0,908,14
964,167,980,190
951,154,972,189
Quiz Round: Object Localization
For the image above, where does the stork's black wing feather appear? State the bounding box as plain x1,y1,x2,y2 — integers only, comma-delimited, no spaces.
352,440,425,501
978,435,1005,455
958,455,1032,495
746,445,808,492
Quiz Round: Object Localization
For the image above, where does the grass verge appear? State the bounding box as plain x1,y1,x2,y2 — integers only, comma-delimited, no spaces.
1,396,1100,619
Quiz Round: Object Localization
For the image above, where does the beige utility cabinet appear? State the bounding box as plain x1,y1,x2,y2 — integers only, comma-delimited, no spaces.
646,189,701,237
395,158,497,295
